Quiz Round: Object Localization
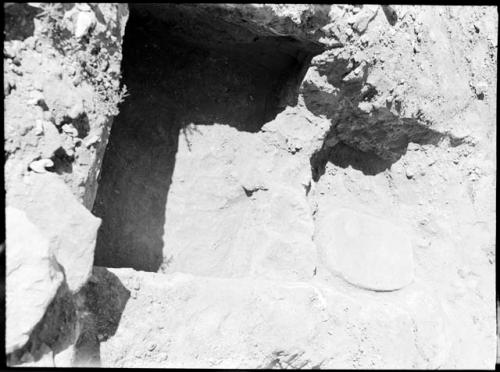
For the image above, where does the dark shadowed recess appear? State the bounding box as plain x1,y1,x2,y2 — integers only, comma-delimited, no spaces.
4,3,39,41
6,268,130,367
7,281,78,365
73,267,130,367
92,4,324,272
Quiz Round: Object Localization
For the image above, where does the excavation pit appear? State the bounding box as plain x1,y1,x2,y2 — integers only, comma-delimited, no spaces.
92,4,322,271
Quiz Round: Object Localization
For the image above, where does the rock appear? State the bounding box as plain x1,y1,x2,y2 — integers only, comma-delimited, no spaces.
33,79,43,91
40,121,63,157
357,101,373,113
5,207,64,354
4,77,14,96
315,208,414,291
473,81,488,98
19,173,101,292
353,5,378,34
405,165,416,179
62,124,79,137
42,79,82,124
34,119,43,136
29,158,54,173
72,75,82,87
28,90,46,106
74,10,97,38
83,134,100,148
4,40,24,59
67,101,84,119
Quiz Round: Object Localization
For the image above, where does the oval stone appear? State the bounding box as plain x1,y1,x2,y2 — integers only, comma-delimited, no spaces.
316,208,414,291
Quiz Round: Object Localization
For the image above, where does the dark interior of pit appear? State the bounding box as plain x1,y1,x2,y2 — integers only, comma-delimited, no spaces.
92,4,322,271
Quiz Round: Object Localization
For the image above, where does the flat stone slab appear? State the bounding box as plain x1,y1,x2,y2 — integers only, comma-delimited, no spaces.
315,208,414,291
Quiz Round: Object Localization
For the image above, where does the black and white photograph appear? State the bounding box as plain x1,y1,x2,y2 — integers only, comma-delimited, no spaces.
3,3,498,369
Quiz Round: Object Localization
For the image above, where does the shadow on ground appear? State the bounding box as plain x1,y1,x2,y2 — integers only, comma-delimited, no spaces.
7,280,78,366
73,267,130,367
302,55,449,179
4,3,39,41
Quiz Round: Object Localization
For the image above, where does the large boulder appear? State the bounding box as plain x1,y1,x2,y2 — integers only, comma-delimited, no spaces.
9,173,101,293
315,208,414,291
5,207,64,354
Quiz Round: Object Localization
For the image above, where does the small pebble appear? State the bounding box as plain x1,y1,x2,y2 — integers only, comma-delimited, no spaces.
99,59,109,71
24,37,36,50
12,66,23,76
28,91,45,106
12,56,22,66
405,166,416,179
68,101,84,119
148,343,156,352
72,76,82,86
65,146,75,157
84,134,100,148
62,124,78,137
67,65,77,76
4,79,14,96
29,158,54,173
74,10,97,38
34,120,44,135
33,79,43,91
